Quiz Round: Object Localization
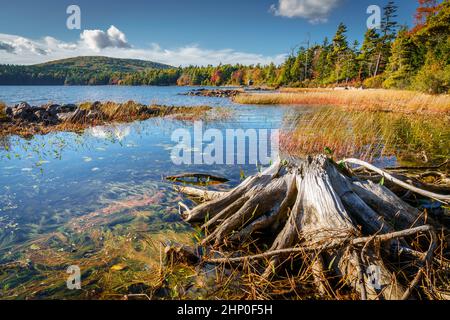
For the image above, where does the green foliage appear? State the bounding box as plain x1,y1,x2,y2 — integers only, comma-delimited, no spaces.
363,75,385,88
412,63,450,94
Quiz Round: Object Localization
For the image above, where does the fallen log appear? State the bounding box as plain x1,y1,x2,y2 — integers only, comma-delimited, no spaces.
342,158,450,204
173,155,448,300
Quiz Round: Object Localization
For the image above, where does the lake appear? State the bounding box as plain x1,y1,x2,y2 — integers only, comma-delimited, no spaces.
0,86,446,299
0,86,306,299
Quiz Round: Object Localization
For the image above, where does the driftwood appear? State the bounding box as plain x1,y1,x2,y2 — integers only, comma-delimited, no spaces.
174,155,449,300
342,158,450,203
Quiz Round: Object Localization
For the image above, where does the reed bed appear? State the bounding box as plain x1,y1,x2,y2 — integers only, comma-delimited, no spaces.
234,89,450,114
280,107,450,164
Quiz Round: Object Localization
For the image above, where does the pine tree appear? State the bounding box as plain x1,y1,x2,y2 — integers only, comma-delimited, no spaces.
383,27,420,89
374,1,399,76
329,23,350,83
359,28,381,78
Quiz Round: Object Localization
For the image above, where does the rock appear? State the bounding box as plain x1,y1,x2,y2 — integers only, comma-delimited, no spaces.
5,107,13,117
183,89,242,98
32,108,60,125
87,109,102,120
12,102,38,122
164,242,200,265
66,108,87,123
60,104,77,113
34,109,47,120
57,112,74,122
44,104,62,116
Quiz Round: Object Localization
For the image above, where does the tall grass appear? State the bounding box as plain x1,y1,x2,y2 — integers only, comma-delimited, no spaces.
0,102,7,121
234,89,450,114
280,107,450,164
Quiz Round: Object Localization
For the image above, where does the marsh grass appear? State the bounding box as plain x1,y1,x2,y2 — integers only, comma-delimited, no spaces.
234,89,450,114
0,102,7,122
280,107,450,164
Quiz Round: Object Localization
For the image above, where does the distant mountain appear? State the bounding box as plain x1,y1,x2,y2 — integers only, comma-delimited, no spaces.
33,56,173,73
0,56,175,85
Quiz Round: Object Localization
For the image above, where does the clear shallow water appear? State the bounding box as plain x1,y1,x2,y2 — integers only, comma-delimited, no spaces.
0,86,301,299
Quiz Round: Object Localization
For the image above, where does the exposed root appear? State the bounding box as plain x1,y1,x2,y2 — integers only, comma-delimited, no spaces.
173,155,449,300
343,158,450,204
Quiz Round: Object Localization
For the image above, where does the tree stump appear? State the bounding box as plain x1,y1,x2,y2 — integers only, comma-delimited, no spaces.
175,155,447,300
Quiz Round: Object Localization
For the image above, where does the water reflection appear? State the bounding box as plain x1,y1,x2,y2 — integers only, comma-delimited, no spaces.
87,125,131,142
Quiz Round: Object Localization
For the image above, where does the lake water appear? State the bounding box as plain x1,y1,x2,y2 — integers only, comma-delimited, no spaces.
0,86,306,299
0,86,445,299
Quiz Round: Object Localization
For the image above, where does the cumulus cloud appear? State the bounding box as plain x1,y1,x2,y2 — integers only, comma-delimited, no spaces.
270,0,341,23
80,25,131,51
0,35,48,55
0,41,15,53
0,29,286,66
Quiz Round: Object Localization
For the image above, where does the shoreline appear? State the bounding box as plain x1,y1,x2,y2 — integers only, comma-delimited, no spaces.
0,100,212,138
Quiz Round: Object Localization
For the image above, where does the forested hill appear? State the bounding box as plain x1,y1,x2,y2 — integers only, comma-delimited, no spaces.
34,56,172,73
0,56,173,85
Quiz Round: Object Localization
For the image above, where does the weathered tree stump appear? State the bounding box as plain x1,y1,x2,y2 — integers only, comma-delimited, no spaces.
175,155,448,300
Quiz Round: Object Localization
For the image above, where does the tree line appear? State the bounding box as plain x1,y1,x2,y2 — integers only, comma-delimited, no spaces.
0,0,448,93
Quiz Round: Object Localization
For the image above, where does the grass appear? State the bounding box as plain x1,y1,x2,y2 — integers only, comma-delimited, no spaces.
233,89,450,114
280,107,450,164
0,102,7,122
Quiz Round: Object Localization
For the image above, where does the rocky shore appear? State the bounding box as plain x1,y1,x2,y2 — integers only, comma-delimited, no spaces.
0,101,211,137
182,88,243,98
3,102,78,125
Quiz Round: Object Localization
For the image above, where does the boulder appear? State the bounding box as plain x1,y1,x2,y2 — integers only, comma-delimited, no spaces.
12,102,38,122
44,104,62,116
60,104,77,113
57,112,74,122
5,107,13,117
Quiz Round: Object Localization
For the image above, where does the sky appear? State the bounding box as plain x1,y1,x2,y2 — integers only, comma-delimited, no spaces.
0,0,419,66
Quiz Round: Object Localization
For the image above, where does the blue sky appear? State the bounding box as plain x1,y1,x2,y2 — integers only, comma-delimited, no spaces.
0,0,419,66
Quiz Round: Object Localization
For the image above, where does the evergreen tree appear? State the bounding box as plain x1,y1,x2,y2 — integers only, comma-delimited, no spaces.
328,23,350,83
359,29,381,78
374,1,399,76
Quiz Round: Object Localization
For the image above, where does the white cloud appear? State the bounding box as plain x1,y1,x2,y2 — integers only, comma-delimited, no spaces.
0,35,48,55
270,0,341,23
80,25,131,51
0,26,286,66
0,41,15,53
